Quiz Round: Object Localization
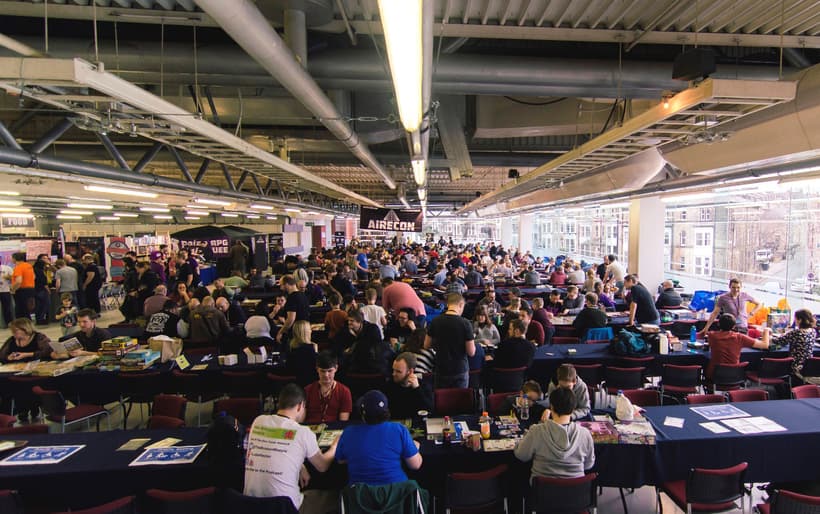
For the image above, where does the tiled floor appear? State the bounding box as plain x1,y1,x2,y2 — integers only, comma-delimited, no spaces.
10,310,767,513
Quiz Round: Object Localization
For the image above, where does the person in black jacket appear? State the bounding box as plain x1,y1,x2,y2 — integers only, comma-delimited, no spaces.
344,308,391,375
383,352,433,419
572,293,609,341
488,319,535,369
32,254,53,325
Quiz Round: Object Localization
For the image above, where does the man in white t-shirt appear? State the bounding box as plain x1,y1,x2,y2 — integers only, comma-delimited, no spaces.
604,254,626,296
244,383,338,511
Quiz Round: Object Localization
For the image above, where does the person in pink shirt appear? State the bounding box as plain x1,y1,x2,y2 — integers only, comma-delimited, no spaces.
380,277,426,322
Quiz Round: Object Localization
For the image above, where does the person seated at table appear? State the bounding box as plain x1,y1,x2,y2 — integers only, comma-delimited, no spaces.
530,298,555,345
223,270,250,293
515,386,595,480
324,292,348,340
215,296,247,328
478,286,502,317
562,286,584,315
582,269,599,294
244,383,338,512
572,293,608,342
473,306,500,348
545,364,591,422
432,263,448,287
387,307,419,348
444,271,468,295
343,308,392,376
286,320,318,387
190,296,232,346
56,309,111,354
655,280,683,309
343,294,358,314
594,281,616,311
331,263,357,299
144,299,182,339
304,350,352,424
143,284,169,319
501,380,549,422
335,390,423,486
383,352,434,420
401,255,419,276
705,313,770,384
247,268,265,289
549,266,567,286
543,289,564,315
210,278,233,302
521,265,541,286
508,287,530,310
464,263,484,288
487,319,535,369
0,317,51,363
243,315,278,352
499,298,521,337
169,281,191,308
519,305,545,346
771,309,817,381
567,264,586,286
398,323,435,376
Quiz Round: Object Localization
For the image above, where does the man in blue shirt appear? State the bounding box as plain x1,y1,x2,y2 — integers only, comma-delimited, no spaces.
336,390,422,485
356,247,370,281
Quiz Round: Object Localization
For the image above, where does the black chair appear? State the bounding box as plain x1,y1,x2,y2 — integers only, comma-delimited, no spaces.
757,489,820,514
603,366,646,395
221,370,264,400
434,388,476,415
118,371,163,429
445,464,509,514
145,486,216,514
526,472,597,514
799,357,820,382
573,363,604,408
489,366,527,394
32,385,110,433
746,357,793,395
712,362,749,392
0,490,23,514
220,489,297,514
660,364,702,405
657,462,748,514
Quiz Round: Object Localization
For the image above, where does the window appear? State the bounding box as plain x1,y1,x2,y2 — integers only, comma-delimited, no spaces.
694,256,712,276
680,210,687,221
700,208,712,222
695,228,712,247
679,255,686,271
679,231,687,247
664,228,671,246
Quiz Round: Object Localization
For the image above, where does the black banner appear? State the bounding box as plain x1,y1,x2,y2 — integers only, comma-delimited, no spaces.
359,207,423,233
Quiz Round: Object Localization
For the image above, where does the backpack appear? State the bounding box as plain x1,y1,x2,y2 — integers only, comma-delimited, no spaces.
609,329,650,356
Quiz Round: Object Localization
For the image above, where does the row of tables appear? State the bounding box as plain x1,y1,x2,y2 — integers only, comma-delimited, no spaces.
1,399,818,511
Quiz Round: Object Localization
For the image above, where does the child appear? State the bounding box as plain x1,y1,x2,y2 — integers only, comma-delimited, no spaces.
359,288,387,338
55,293,79,336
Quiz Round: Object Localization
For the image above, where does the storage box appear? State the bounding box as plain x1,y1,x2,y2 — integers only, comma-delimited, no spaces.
579,421,619,444
614,420,656,445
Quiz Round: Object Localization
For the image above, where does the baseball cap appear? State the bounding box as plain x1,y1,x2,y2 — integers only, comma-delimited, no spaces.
150,251,162,260
358,390,389,417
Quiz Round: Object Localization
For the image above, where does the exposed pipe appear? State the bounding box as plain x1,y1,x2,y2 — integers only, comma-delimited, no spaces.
0,121,23,151
97,132,132,171
195,0,396,190
284,9,308,68
133,142,164,173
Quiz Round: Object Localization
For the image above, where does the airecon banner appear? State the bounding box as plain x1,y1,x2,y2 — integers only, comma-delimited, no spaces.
359,207,423,233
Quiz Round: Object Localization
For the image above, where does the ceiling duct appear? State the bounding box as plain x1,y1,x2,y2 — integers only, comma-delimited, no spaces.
460,78,797,214
0,56,380,207
662,64,820,176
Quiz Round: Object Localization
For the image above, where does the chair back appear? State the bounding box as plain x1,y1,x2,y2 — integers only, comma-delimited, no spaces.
51,495,137,514
487,392,517,417
118,371,163,402
32,386,67,418
0,424,49,435
686,462,747,507
662,364,702,389
490,367,527,393
145,487,216,514
220,489,297,514
148,415,186,429
213,398,262,427
528,473,597,514
623,388,660,407
222,370,264,397
712,362,749,390
0,490,23,514
769,489,820,514
727,389,768,402
759,358,794,380
446,464,508,511
685,394,727,405
604,366,645,393
791,385,820,399
152,394,188,420
800,357,820,378
573,364,603,388
434,388,475,415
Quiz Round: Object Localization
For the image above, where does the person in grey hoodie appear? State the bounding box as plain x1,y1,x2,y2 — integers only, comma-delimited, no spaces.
545,364,592,421
514,386,595,480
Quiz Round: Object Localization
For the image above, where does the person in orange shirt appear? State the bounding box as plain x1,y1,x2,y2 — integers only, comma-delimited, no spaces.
10,252,35,320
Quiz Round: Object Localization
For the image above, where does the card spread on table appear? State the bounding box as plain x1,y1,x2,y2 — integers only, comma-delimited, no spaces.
690,404,750,421
145,437,182,449
317,430,343,447
663,416,685,428
483,439,517,452
117,438,151,451
0,441,18,451
129,444,206,466
190,364,209,371
0,445,85,465
700,422,731,434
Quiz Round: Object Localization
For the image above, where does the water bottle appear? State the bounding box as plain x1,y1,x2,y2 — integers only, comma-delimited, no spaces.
689,325,697,343
442,416,453,443
615,390,635,421
479,411,491,440
659,331,669,355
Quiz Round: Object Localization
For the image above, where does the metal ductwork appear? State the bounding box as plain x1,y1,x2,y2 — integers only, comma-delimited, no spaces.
0,38,790,99
661,64,820,176
195,0,395,190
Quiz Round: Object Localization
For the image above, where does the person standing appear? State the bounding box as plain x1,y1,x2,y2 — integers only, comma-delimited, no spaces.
244,383,338,512
699,278,761,335
229,240,249,274
81,254,103,314
64,254,86,308
624,274,660,327
424,293,476,388
32,254,52,326
10,252,35,320
275,275,310,346
0,258,13,327
604,254,626,297
54,258,79,310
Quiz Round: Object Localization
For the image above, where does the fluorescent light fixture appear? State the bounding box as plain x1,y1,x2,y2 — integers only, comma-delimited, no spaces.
285,208,301,213
306,211,320,216
249,204,274,210
0,207,30,213
661,193,716,203
0,191,20,196
378,0,423,131
84,185,158,198
153,215,173,220
325,214,334,218
713,180,779,193
139,207,170,213
600,202,631,209
0,199,22,206
0,213,33,218
140,201,167,206
246,214,260,219
194,198,231,207
68,203,113,210
186,210,209,216
56,215,82,220
411,159,426,186
68,196,111,202
60,210,93,215
417,188,427,201
221,213,239,217
184,216,200,220
266,216,278,220
98,216,120,221
113,212,139,218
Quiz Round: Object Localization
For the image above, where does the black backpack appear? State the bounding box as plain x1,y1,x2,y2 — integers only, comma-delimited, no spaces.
609,329,650,356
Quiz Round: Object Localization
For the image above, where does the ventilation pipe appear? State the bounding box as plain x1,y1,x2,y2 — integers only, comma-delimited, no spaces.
195,0,396,190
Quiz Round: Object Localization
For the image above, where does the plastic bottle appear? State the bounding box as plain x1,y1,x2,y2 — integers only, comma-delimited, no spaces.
479,411,491,440
689,325,697,343
659,331,669,355
442,416,453,443
615,390,635,421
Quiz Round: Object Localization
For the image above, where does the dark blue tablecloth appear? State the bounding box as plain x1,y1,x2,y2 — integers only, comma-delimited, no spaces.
643,398,820,483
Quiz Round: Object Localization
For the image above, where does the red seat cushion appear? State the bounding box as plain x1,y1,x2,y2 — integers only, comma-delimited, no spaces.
662,385,699,394
756,503,770,514
663,480,738,513
58,404,105,423
745,373,787,385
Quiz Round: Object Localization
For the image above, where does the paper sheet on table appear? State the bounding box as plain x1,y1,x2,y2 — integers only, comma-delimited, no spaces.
145,437,182,449
690,404,750,421
722,416,787,434
700,422,731,434
117,438,151,451
129,444,206,466
663,416,685,428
